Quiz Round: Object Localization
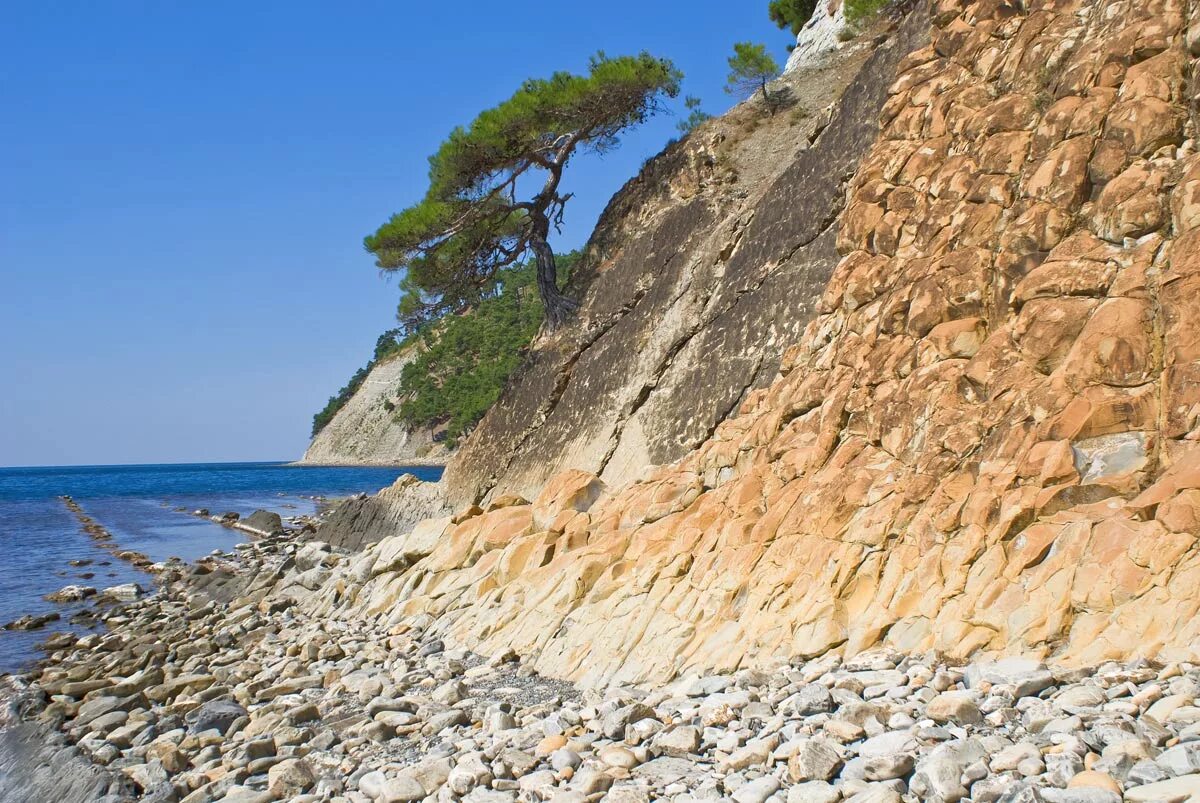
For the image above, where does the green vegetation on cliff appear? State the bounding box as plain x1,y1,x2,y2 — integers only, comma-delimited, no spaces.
396,252,580,448
311,253,579,444
768,0,817,34
726,43,781,109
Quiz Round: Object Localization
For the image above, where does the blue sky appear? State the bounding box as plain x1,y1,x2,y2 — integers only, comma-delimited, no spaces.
0,1,789,467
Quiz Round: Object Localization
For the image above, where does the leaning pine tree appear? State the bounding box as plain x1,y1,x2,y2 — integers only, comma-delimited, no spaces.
365,53,682,329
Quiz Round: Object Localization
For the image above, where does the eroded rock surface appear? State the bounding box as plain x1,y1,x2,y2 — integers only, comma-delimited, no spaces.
302,346,451,467
302,0,1200,688
318,474,450,552
442,10,929,510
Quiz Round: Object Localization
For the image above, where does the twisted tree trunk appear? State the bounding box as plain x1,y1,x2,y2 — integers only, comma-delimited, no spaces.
530,219,578,329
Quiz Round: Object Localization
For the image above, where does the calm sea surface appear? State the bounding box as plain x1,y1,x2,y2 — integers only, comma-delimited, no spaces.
0,462,442,674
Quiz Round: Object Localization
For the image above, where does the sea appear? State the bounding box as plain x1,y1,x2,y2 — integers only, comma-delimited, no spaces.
0,461,442,675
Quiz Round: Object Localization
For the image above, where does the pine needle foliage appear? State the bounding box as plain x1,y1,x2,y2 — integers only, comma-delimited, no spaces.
725,42,782,111
365,53,680,330
677,95,712,135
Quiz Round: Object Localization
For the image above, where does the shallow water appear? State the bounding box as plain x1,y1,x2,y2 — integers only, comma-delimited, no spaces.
0,461,441,674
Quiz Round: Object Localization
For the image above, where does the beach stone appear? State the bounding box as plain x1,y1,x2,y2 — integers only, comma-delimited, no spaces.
358,770,387,799
845,787,902,803
790,684,835,715
3,612,60,631
655,726,701,757
45,585,96,602
190,699,246,735
1124,774,1200,802
571,768,613,795
862,753,915,781
536,734,568,756
124,761,169,791
550,748,582,772
1156,742,1200,776
926,692,983,725
73,696,128,728
603,703,654,739
1055,687,1108,714
101,583,142,601
788,781,842,803
243,510,286,537
725,738,775,770
991,743,1041,773
268,758,315,797
733,776,781,803
1039,790,1121,803
1068,771,1122,795
1146,694,1192,723
967,660,1055,698
910,739,987,803
788,738,844,782
632,756,704,787
599,745,640,769
858,731,918,759
381,775,427,802
603,783,652,803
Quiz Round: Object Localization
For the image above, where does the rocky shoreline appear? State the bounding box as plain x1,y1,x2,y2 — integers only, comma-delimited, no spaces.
3,521,1200,803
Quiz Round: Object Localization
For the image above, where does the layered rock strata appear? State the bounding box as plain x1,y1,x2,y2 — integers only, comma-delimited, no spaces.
318,474,450,552
302,0,1200,688
302,347,450,467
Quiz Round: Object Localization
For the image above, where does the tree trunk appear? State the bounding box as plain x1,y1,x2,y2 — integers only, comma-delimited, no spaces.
530,232,578,329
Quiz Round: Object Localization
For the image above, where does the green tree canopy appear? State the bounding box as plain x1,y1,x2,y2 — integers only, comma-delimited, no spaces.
726,42,782,111
769,0,818,35
365,53,681,330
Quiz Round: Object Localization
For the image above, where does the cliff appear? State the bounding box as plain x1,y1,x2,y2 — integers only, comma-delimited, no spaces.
301,346,450,466
303,0,1200,687
441,14,920,510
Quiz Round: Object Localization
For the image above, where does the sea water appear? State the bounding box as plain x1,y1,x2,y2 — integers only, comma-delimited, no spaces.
0,461,441,674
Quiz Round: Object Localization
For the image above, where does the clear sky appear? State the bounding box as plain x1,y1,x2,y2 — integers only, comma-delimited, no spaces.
0,1,789,468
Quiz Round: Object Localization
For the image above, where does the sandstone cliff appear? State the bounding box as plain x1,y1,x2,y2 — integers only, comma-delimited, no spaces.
301,0,1200,688
442,13,923,510
301,347,450,466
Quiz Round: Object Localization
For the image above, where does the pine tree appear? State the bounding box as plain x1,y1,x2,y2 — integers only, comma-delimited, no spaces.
365,53,681,329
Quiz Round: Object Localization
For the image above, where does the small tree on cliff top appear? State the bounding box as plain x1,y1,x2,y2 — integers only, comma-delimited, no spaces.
726,42,782,112
366,52,681,330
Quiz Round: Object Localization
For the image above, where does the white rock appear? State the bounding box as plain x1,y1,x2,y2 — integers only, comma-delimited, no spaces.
732,776,781,803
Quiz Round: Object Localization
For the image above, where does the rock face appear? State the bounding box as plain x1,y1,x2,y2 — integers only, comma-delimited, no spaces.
441,15,928,510
785,0,850,74
299,0,1200,687
318,474,449,552
301,346,451,466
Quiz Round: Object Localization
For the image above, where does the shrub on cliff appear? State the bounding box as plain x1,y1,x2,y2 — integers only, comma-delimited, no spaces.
364,53,680,330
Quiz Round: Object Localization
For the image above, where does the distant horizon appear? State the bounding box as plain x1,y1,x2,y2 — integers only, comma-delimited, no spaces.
0,458,439,471
1,1,787,467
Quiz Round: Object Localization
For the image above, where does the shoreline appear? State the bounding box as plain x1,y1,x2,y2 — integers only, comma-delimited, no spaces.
287,459,448,469
4,521,1200,802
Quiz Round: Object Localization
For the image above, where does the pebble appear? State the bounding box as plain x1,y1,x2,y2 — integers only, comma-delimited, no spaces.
8,524,1200,803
